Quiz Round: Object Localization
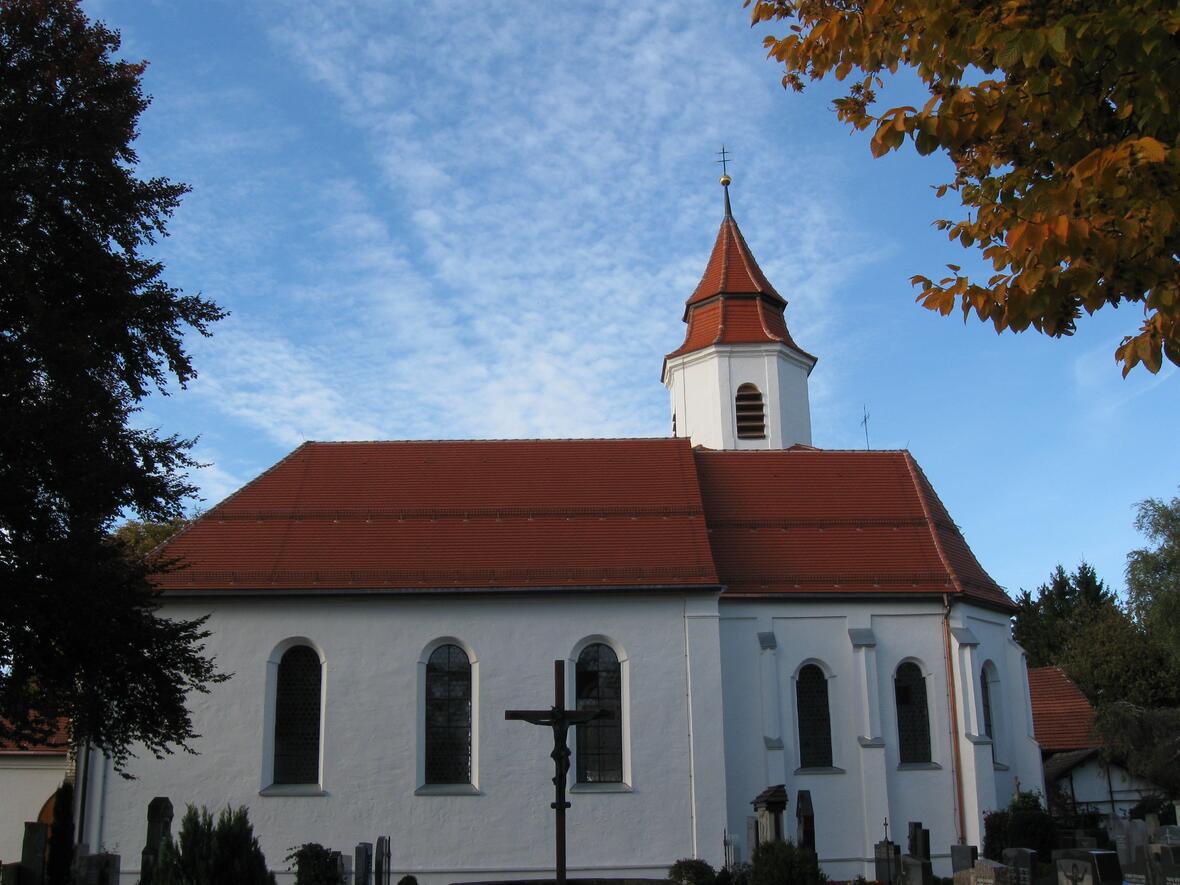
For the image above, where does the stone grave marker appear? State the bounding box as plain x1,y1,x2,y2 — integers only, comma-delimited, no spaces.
140,797,174,884
1090,850,1121,885
1003,848,1037,885
74,853,120,885
902,853,935,885
1056,855,1093,885
355,842,373,885
746,817,758,863
976,857,1014,885
20,822,49,885
908,822,932,860
1,865,20,885
1147,843,1180,885
1154,828,1180,847
952,845,979,874
875,839,901,885
374,836,391,885
796,790,815,852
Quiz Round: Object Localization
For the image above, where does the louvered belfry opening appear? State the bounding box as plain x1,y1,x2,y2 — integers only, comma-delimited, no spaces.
735,383,766,439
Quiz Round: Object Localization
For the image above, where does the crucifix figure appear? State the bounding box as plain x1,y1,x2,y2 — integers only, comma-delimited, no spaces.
506,660,610,885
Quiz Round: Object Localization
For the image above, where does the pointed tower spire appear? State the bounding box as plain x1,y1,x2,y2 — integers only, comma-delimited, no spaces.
661,163,817,450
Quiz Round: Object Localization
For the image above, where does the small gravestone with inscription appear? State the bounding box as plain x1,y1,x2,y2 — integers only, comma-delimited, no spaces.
976,858,1014,885
796,790,815,853
1147,843,1180,885
20,822,49,885
354,842,373,885
1004,848,1037,885
953,845,980,874
374,836,391,885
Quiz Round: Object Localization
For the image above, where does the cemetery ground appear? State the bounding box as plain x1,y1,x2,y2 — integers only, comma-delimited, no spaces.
5,784,1180,885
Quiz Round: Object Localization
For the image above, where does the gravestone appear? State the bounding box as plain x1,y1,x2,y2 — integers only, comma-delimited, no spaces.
74,853,120,885
902,853,935,885
952,845,979,874
355,842,373,885
1147,843,1180,885
1,865,20,885
752,785,789,846
1003,848,1037,885
875,840,901,885
908,822,932,860
746,817,758,863
374,836,391,885
1154,828,1180,846
20,822,49,885
796,790,815,853
1055,850,1120,885
975,857,1013,885
1126,845,1150,885
140,797,174,884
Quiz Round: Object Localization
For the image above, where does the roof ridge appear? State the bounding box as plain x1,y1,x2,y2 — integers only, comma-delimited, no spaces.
902,451,964,597
302,437,690,445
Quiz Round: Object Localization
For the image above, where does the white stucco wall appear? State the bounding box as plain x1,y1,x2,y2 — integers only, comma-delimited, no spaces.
665,344,813,450
83,591,728,884
1056,758,1159,818
718,598,1042,880
0,754,67,863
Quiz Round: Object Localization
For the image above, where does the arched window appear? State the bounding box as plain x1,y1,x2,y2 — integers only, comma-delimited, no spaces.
575,643,622,783
894,662,931,763
735,383,766,439
274,645,322,784
425,644,472,784
796,664,833,768
980,670,994,741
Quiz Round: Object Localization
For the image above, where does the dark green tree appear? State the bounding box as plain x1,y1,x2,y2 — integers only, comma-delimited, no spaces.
0,0,226,766
1012,562,1114,668
1095,703,1180,800
153,806,276,885
1125,489,1180,668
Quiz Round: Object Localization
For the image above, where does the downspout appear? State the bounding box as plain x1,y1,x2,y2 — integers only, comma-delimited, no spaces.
76,738,90,846
682,599,699,858
942,593,968,844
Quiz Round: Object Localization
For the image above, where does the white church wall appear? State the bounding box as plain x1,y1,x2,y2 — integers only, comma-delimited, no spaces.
719,598,1040,880
0,754,67,863
86,592,726,884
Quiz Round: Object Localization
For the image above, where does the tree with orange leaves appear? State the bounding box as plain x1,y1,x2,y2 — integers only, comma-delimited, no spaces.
749,0,1180,375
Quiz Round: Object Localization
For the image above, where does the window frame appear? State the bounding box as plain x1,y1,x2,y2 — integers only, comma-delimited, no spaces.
569,636,631,791
261,638,327,796
794,661,835,770
416,637,480,795
893,659,933,766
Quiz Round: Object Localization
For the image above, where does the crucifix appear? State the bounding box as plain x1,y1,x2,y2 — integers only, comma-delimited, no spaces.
506,660,610,885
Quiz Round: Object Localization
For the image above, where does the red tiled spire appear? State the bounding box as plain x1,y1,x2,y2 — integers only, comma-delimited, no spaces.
665,182,814,365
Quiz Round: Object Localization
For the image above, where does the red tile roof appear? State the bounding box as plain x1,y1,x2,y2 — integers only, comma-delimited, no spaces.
0,718,70,755
152,441,1013,612
665,211,814,366
153,439,719,591
1027,666,1099,752
693,448,1013,609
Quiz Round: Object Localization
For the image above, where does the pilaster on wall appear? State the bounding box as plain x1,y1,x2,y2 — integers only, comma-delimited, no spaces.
850,627,888,873
685,596,730,866
950,626,996,846
756,625,787,784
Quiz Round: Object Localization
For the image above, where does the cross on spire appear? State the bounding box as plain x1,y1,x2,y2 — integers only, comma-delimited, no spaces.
717,144,732,177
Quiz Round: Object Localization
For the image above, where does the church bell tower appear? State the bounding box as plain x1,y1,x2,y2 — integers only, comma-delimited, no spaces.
662,172,817,450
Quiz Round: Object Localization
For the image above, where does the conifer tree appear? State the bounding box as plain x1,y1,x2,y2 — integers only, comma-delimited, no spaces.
0,0,225,765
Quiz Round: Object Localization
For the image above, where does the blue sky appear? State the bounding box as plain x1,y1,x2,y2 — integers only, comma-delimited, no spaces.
86,0,1178,599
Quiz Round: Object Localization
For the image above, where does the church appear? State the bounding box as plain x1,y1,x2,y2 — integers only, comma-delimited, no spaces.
77,178,1044,883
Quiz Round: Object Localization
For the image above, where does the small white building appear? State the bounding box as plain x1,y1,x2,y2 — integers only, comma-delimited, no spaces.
78,182,1044,883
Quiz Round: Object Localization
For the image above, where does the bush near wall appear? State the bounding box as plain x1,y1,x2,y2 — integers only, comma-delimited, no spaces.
983,791,1056,861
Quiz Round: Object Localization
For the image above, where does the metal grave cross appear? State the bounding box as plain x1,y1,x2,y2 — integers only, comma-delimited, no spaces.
506,659,610,885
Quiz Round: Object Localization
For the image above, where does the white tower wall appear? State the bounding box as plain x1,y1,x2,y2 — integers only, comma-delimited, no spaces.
666,343,813,450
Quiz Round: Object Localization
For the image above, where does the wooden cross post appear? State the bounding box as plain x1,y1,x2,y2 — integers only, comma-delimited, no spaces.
506,660,609,885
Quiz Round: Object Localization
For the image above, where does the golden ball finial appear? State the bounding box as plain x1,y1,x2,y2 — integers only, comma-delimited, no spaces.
720,174,732,186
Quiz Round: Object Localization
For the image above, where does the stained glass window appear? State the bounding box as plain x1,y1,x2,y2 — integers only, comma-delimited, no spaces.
274,645,321,785
425,644,471,784
796,664,832,768
576,643,622,783
894,661,931,764
980,670,994,740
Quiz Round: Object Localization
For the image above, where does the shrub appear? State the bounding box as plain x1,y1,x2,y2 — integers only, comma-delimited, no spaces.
286,843,344,885
751,841,827,885
983,791,1056,861
1130,795,1178,826
669,859,717,885
397,877,420,885
717,862,753,885
152,805,276,885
